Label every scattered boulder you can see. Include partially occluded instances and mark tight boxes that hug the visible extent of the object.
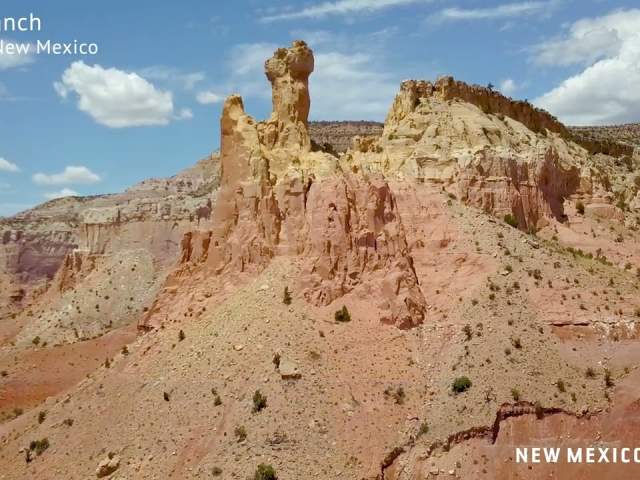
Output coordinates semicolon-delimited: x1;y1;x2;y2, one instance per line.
96;454;120;478
278;358;301;379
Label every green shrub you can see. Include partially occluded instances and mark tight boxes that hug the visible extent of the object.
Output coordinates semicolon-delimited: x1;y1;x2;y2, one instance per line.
252;390;267;413
511;388;520;401
29;438;49;456
254;464;277;480
452;376;472;394
504;214;518;228
335;306;351;323
234;425;247;442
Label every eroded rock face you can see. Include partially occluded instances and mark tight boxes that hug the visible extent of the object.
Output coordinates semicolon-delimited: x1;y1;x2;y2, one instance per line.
145;41;427;329
262;40;314;152
346;76;590;229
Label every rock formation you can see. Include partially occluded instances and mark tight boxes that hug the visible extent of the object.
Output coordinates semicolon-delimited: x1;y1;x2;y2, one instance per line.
144;41;427;329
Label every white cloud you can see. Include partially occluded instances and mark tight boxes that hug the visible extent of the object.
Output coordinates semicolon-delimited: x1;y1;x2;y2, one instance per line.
43;188;79;200
54;62;177;128
499;79;518;96
33;166;101;186
310;51;398;119
261;0;431;22
175;108;193;120
0;157;20;172
534;9;640;125
431;2;550;22
0;39;35;70
196;91;224;104
532;9;636;66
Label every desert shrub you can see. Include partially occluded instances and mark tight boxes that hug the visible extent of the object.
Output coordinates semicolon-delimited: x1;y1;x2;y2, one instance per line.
556;379;566;393
282;287;292;305
393;387;406;405
212;466;223;476
534;401;544;419
417;421;429;437
512;338;522;349
462;324;473;341
29;438;49;456
37;411;46;424
511;388;520;401
504;214;518;228
252;390;267;413
63;418;74;427
452;376;472;394
585;367;596;378
576;201;585;215
604;369;614;388
234;425;247;442
335;306;351;323
32;336;41;346
254;464;277;480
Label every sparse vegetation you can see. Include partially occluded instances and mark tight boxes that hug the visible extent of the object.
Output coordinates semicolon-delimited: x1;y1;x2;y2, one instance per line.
452;376;472;394
234;425;247;442
37;410;46;424
254;464;277;480
585;367;596;378
252;390;267;413
178;329;185;341
511;388;520;401
282;287;292;305
604;369;614;388
334;306;351;323
417;421;429;437
504;214;518;228
556;379;566;393
462;324;473;341
576;201;585;215
29;438;50;456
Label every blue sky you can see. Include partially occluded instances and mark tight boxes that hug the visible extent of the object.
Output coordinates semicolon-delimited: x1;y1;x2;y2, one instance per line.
1;0;639;216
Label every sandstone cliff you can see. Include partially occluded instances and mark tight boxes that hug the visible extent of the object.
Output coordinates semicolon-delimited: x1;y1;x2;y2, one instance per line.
144;41;427;330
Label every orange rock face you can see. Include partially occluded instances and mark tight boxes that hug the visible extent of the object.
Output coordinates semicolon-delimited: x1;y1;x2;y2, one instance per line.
143;41;427;329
